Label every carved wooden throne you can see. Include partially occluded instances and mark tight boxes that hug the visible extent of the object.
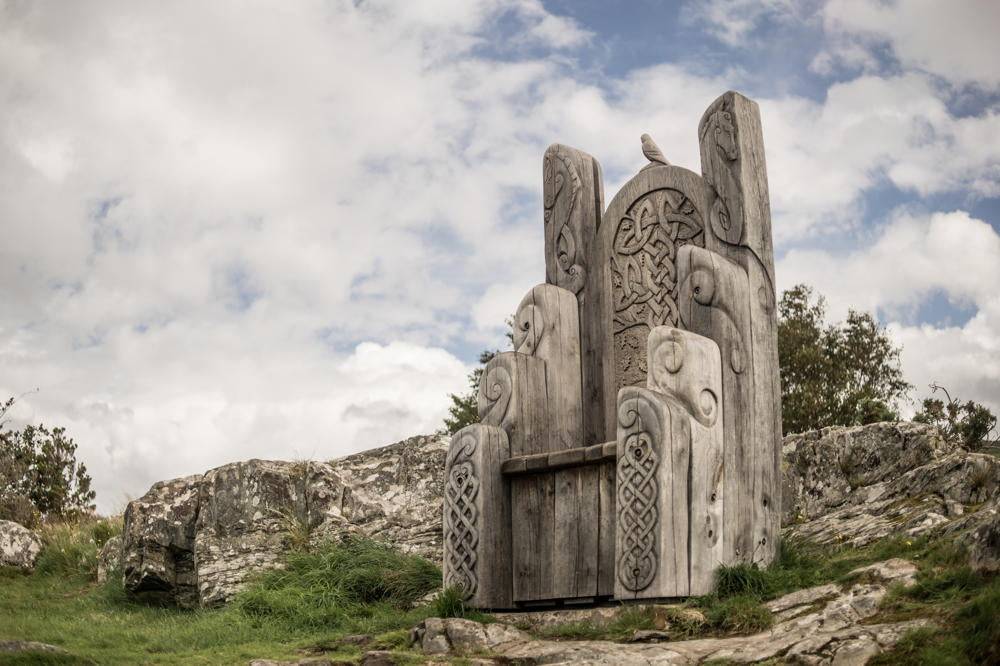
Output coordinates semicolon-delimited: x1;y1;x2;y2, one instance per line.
443;91;782;608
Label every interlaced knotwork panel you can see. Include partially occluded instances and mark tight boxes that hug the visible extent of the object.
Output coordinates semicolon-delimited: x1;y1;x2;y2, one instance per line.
444;433;480;600
616;395;662;592
611;188;705;389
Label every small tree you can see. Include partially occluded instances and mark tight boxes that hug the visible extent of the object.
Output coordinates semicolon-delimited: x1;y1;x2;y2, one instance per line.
777;285;911;434
0;396;96;525
914;383;997;450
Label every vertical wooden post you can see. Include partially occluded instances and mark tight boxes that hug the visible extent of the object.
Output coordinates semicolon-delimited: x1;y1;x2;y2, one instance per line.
698;92;782;565
677;245;754;564
443;424;512;609
513;284;601;599
615;386;691;599
647;327;725;594
543;144;605;448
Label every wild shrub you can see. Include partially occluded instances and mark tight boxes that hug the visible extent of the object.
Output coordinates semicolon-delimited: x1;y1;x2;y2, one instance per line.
34;516;122;579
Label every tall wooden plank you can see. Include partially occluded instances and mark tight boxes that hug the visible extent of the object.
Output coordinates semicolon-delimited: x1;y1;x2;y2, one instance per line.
597;164;717;442
597;458;617;597
443;424;512;609
647;326;725;594
543;144;606;447
698;92;782;565
478;352;548;457
513;283;598;599
677;245;754;564
479;352;556;603
615;386;690;600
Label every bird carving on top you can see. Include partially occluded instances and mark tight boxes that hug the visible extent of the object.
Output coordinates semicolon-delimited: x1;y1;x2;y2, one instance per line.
641;133;670;167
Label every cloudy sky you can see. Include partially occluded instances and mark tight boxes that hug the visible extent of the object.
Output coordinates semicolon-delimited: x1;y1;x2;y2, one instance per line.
2;0;998;512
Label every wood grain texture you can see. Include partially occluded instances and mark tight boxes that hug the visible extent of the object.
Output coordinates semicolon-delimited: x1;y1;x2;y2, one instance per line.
513;284;582;451
543;144;606;447
597;164;717;442
478;352;549;457
647;326;725;594
698;92;781;565
443;424;512;609
677;245;754;564
513;283;598;599
615;386;691;600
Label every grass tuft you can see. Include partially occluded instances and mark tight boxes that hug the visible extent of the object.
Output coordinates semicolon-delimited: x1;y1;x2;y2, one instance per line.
234;535;440;632
704;595;773;635
33;516;122;580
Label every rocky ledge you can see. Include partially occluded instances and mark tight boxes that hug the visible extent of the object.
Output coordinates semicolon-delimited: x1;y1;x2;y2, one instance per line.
113;422;999;608
118;435;446;607
410;558;925;664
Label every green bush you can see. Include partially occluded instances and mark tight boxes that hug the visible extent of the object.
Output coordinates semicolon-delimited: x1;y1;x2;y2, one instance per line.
235;536;441;631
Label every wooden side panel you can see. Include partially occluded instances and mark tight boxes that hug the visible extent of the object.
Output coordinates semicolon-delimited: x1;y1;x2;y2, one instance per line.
647;326;725;594
513;284;582;451
478;351;557;603
513;283;598;599
597;165;716;442
443;424;512;609
615;386;690;599
698;92;782;565
597;458;617;597
677;245;754;564
543;144;606;447
478;352;549;458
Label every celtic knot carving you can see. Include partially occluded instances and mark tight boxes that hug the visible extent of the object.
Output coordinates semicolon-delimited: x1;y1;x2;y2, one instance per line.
544;148;585;294
479;362;512;427
444;432;480;600
617;394;661;592
611;188;705;389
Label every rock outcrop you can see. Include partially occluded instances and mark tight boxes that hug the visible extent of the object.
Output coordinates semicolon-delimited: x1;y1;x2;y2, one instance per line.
122;435;446;606
122;422;999;608
782;422;1000;557
0;519;42;570
411;557;926;664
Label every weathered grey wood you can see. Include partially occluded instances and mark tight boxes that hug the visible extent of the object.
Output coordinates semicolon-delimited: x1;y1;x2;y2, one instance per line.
543;144;606;448
514;284;582;450
698;92;781;565
513;282;599;599
597;458;616;597
597;164;717;442
443;424;512;609
647;326;724;594
478;352;549;457
615;386;691;599
677;245;754;564
499;442;617;476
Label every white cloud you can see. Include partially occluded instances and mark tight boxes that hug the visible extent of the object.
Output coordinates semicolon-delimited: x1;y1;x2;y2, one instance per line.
816;0;1000;90
778;209;1000;415
0;1;997;512
681;0;803;47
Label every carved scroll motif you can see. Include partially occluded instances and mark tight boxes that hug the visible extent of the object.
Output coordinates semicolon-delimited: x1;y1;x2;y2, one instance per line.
479;363;512;427
698;96;744;247
616;394;662;592
677;247;748;376
513;303;543;356
544;148;585;294
444;432;480;600
611;188;705;389
648;327;720;429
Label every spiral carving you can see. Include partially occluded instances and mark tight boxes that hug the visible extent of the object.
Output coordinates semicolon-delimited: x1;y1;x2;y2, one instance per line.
479;363;512;427
513;303;543;356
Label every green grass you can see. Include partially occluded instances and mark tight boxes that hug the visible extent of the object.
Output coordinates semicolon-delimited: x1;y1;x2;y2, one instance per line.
0;529;445;664
33;516;121;579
